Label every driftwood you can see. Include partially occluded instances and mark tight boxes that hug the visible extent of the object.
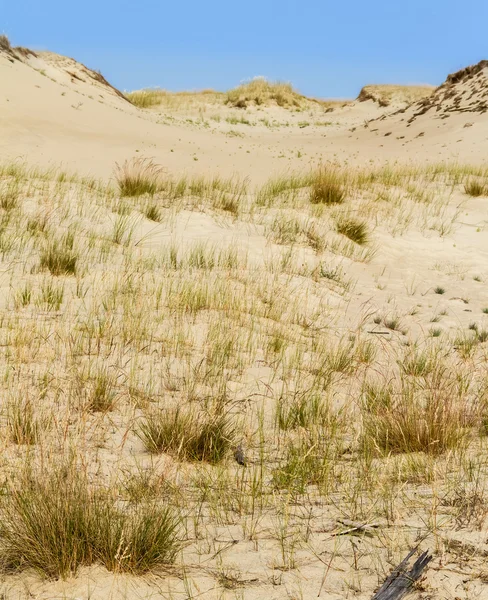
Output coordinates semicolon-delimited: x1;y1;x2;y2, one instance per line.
371;548;432;600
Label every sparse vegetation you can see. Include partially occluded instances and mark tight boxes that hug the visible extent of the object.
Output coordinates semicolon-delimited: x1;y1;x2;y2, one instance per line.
0;158;485;596
39;232;78;276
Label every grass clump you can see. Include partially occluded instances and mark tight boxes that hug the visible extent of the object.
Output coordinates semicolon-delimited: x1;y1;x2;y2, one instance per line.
335;215;369;245
115;157;164;197
138;407;235;464
0;34;11;52
1;463;180;578
226;77;302;108
309;168;346;205
7;396;40;445
126;89;165;108
361;376;474;456
464;180;486;197
39;232;78;276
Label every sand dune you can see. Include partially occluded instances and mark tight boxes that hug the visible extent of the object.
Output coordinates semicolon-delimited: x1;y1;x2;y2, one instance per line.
3;46;488;183
0;41;488;600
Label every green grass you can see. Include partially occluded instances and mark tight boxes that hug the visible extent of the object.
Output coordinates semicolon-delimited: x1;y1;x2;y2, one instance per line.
39;232;78;276
1;463;180;578
335;216;369;245
309;169;346;205
137;407;236;464
464;180;486;197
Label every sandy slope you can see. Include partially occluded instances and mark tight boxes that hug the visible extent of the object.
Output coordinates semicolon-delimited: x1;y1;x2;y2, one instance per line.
2;48;488;183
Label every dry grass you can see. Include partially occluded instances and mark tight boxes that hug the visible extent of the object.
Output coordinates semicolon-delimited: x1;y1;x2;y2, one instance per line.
358;84;434;106
137;407;236;464
309;168;346;205
114;157;165;196
0;34;11;52
465;179;487;197
1;462;180;578
226;77;304;108
0;159;484;596
126;88;223;110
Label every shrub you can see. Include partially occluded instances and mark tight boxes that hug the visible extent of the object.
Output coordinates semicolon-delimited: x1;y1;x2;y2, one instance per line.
114;157;164;197
336;216;369;245
137;407;235;464
309;169;346;205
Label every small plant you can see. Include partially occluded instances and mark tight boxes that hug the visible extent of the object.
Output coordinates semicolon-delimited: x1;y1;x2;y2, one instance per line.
39;232;78;276
272;430;339;495
7;396;40;445
383;315;402;331
336;216;369;245
309;168;346;205
137;407;235;464
143;202;162;222
483;308;488;314
400;349;435;377
478;329;488;343
275;391;324;431
429;328;442;338
114;157;164;197
86;368;117;412
14;283;32;308
434;286;445;295
0;181;19;210
0;34;11;51
37;279;64;311
362;380;473;456
464;180;486;197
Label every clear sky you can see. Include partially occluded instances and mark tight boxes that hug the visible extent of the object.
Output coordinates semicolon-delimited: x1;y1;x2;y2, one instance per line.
2;0;487;99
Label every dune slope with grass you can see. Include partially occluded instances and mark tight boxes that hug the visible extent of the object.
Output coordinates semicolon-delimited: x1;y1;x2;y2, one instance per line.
0;39;488;599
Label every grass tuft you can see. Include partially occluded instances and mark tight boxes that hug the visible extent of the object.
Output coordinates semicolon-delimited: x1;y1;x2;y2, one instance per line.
138;407;235;464
1;463;180;578
226;77;302;108
115;157;164;197
0;34;11;52
464;180;486;197
335;215;369;245
309;168;346;205
39;232;78;276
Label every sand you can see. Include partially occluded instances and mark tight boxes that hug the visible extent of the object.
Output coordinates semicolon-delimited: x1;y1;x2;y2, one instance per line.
0;44;487;600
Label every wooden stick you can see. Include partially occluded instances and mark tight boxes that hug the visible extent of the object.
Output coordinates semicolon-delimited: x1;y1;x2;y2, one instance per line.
371;548;432;600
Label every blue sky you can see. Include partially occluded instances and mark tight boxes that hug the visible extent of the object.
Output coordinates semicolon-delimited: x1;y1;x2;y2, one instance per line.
2;0;487;98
